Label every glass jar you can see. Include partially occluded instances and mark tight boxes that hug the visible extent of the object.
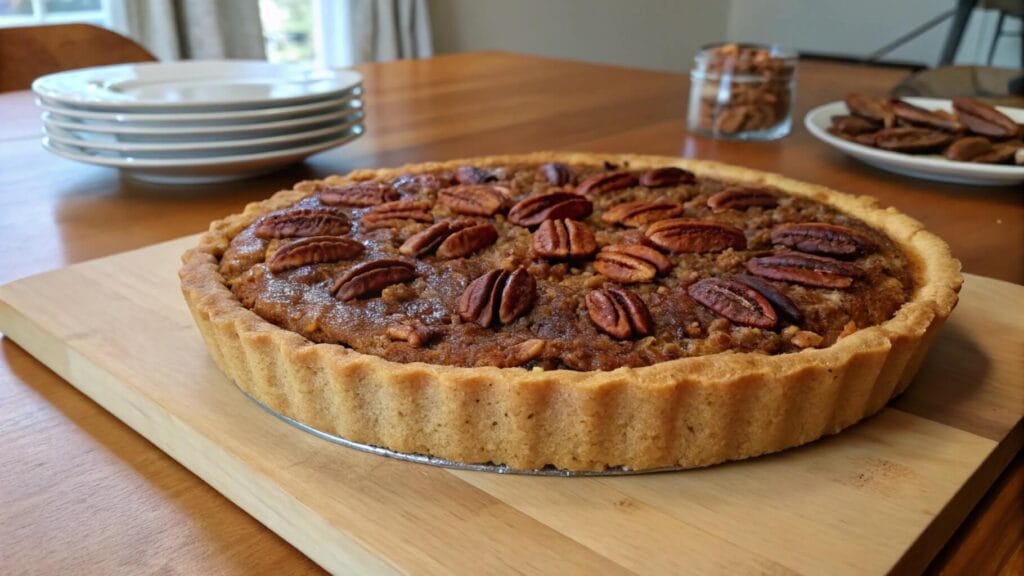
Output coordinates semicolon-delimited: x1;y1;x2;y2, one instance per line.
687;43;797;141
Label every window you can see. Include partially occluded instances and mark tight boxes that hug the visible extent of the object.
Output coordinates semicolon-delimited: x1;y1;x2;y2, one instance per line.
259;0;353;67
259;0;314;63
0;0;124;30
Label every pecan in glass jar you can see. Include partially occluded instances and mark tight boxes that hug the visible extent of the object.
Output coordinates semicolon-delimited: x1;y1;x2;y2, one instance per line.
687;43;797;141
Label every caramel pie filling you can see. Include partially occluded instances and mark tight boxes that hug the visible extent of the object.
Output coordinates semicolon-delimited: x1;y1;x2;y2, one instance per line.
219;162;913;371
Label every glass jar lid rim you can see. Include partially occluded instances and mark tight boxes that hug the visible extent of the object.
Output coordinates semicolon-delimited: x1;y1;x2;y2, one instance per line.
696;41;798;56
695;42;797;59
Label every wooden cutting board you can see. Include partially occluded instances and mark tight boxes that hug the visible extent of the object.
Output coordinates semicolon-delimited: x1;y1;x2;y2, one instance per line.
0;236;1020;575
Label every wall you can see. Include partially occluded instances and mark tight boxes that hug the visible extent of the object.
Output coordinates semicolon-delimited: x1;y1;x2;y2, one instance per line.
429;0;731;72
725;0;1021;68
430;0;1021;71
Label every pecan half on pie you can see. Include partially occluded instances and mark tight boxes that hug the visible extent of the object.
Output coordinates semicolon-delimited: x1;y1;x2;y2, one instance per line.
180;153;961;471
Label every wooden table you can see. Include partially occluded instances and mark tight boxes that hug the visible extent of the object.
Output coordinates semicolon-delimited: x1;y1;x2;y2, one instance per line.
0;51;1020;575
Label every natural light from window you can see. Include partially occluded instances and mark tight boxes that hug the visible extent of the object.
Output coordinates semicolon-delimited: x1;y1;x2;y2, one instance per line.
0;0;353;68
0;0;117;28
259;0;353;68
259;0;314;63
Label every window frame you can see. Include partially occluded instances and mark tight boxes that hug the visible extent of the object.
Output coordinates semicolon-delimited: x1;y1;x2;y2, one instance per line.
0;0;126;33
311;0;353;68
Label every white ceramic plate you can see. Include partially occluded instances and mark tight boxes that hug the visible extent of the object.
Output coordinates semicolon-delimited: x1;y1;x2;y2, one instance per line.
40;103;362;142
42;124;364;184
33;60;363;111
39;89;362;126
805;97;1024;187
44;111;364;154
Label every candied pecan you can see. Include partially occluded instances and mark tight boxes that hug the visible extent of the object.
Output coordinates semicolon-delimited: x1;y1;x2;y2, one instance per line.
746;253;863;289
437;184;507;216
742;103;778;132
386;322;436;347
400;220;460;257
331;259;417;301
971;143;1019;164
507;190;593;227
791;330;823;349
844;93;895;128
854;132;879;147
890;100;962;132
400;220;498;259
771;222;876;258
538;162;574;186
454;165;498;184
944;136;993;162
604;244;672;273
706;187;779;212
533;218;597;260
505;338;546;365
267;236;364;273
872;127;953;153
601;199;684;227
962;139;1019;162
392;172;453;194
361;200;433;230
953;98;1019;139
714;107;748;134
575;171;638;196
254;207;351;239
585;286;654;339
594;244;671;283
733;273;804;324
688;277;777;329
436;222;499;259
829;114;881;136
645;218;747;253
458;267;536;328
838;320;858;340
320;181;399;207
639;167;696;187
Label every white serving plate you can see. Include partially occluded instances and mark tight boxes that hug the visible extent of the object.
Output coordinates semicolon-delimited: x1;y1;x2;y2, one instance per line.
45;121;363;161
804;97;1024;187
33;60;363;111
42;125;364;184
39;89;362;126
44;111;364;155
40;103;362;142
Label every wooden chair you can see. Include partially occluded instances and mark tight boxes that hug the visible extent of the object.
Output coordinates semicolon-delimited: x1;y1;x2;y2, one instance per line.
985;0;1024;65
0;23;155;93
940;0;1024;67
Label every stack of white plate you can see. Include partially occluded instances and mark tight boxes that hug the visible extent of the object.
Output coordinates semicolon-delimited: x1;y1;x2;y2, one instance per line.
33;60;365;184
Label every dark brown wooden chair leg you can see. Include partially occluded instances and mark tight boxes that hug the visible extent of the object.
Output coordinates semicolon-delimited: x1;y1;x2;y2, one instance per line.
940;0;979;66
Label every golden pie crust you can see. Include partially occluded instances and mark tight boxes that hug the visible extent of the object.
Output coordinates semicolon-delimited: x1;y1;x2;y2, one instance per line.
179;153;961;471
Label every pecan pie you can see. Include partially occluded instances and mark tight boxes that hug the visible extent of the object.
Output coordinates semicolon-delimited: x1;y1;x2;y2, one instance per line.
180;153;961;471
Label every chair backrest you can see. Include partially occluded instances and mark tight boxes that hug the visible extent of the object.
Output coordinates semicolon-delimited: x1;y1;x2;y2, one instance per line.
0;23;155;93
981;0;1024;16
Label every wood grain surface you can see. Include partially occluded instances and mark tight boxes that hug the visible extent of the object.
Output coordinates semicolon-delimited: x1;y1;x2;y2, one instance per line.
0;235;1021;574
0;52;1021;575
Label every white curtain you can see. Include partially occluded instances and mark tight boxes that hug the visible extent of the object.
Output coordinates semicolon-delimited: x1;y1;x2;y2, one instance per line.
349;0;433;64
124;0;266;61
316;0;433;68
